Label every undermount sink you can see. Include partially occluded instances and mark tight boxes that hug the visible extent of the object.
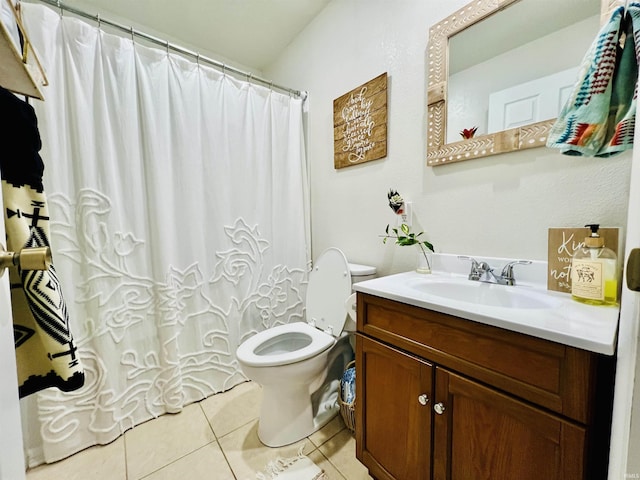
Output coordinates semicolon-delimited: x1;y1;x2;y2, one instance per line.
408;277;560;310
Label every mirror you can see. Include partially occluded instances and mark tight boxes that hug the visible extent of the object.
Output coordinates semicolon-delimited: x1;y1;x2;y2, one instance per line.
426;0;624;166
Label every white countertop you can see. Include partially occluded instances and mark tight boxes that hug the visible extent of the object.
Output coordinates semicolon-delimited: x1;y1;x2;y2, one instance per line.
354;269;619;356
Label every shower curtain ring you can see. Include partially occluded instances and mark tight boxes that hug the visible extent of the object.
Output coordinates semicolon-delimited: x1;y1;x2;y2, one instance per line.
165;40;170;54
96;13;101;29
196;53;200;66
221;64;226;77
57;0;63;16
130;26;135;42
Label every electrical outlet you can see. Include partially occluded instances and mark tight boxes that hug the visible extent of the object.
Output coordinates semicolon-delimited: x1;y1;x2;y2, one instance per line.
398;201;412;228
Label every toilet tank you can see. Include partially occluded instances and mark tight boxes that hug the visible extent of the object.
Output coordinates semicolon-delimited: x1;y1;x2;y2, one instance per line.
344;262;377;335
348;262;377;287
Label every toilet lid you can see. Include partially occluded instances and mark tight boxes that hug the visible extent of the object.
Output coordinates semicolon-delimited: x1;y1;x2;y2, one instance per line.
306;248;351;337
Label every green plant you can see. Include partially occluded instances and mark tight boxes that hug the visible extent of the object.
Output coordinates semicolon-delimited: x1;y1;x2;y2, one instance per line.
382;223;434;256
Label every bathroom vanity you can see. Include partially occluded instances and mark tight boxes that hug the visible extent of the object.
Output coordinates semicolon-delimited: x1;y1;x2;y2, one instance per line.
353;271;618;480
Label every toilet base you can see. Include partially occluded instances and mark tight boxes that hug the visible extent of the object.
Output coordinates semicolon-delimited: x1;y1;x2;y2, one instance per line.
257;379;340;447
255;336;353;447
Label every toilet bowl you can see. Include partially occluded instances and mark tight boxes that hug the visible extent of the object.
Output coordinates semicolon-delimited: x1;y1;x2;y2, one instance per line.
235;248;376;447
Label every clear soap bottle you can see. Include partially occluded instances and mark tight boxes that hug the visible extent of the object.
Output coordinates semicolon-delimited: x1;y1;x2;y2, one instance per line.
571;224;618;306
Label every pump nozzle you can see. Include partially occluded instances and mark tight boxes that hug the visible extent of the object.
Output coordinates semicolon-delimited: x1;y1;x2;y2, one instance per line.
584;224;604;248
585;224;601;237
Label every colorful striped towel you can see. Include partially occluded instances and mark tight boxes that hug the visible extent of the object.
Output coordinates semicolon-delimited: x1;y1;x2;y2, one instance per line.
547;4;639;157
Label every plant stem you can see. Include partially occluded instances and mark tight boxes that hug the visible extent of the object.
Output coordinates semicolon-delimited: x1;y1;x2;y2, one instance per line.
417;243;432;270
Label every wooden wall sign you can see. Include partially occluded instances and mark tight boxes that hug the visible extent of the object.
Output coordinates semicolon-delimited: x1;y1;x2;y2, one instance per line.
333;72;387;169
547;227;619;293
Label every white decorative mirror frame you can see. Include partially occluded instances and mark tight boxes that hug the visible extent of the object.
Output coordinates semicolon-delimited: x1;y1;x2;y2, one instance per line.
426;0;624;167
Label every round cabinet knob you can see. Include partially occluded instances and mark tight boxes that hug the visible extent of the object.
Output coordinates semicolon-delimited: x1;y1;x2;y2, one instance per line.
433;402;446;415
418;394;429;406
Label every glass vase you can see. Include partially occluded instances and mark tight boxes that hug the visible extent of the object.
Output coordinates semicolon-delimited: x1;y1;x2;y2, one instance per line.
416;246;432;274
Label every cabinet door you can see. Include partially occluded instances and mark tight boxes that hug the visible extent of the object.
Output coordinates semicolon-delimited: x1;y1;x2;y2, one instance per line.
433;368;586;480
356;335;433;480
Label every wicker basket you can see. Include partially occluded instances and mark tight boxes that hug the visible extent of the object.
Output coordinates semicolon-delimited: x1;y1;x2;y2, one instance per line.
338;360;356;434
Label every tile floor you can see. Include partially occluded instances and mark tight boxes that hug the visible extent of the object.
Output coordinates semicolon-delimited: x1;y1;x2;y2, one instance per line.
25;381;373;480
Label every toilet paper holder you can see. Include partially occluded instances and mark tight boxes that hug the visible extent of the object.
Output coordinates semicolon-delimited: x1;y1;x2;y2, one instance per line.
0;244;52;276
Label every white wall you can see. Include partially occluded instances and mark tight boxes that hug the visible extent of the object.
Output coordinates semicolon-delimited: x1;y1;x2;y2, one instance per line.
265;0;632;278
1;3;27;478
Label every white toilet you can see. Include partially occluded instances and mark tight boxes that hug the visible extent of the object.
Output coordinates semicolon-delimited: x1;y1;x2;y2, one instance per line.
235;248;376;447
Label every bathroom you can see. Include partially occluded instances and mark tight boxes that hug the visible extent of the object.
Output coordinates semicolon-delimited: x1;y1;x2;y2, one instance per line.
0;0;639;478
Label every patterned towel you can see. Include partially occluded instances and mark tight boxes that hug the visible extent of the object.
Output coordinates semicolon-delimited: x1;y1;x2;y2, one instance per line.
340;364;355;404
0;86;84;398
547;4;639;157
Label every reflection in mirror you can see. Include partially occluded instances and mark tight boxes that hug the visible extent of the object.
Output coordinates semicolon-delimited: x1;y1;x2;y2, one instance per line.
426;0;623;166
447;0;599;144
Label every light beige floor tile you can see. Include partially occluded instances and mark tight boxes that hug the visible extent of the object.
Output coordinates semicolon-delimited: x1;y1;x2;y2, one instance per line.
218;418;313;480
24;385;366;480
308;414;347;448
125;403;215;480
141;442;234;480
319;428;373;480
307;449;346;480
26;437;126;480
200;381;262;438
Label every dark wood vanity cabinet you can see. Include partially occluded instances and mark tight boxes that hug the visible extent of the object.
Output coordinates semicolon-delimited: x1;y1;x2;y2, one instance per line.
355;293;615;480
357;336;433;480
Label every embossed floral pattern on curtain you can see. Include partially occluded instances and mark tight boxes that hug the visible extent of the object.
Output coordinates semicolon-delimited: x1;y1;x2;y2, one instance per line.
20;4;309;466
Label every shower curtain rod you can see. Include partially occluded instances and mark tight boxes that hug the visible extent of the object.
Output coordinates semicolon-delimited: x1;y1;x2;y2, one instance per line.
28;0;307;99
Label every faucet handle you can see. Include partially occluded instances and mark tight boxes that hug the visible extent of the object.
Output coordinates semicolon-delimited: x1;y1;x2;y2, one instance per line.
458;255;483;280
457;255;478;266
500;260;532;286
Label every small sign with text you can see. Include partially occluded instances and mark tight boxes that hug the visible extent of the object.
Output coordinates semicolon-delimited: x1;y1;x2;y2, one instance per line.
333;73;387;169
547;227;619;293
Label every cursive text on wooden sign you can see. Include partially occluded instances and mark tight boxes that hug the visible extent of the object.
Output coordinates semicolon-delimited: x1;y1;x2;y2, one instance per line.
333;73;387;169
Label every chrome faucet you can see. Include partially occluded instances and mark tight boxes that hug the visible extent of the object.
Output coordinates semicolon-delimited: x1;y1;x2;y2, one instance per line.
458;256;532;286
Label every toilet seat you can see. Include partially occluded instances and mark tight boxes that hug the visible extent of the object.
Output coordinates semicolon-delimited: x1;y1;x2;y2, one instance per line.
236;248;352;368
236;322;334;367
305;247;351;337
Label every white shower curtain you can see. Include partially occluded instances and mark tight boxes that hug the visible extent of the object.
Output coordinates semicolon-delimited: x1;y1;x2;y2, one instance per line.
19;4;310;466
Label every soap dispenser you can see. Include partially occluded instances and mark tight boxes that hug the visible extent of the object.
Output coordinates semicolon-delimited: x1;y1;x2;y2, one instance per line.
571;224;618;305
